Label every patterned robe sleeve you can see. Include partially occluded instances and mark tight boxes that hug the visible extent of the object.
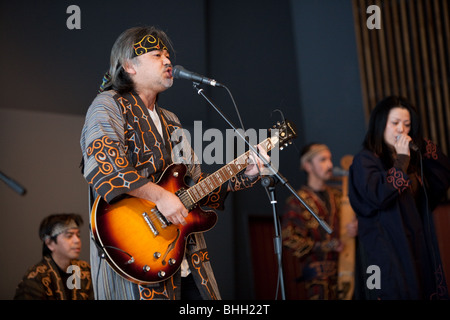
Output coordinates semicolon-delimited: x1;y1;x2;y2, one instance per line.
80;92;150;203
421;140;450;209
349;150;410;216
281;194;315;258
350;143;450;218
13;270;49;300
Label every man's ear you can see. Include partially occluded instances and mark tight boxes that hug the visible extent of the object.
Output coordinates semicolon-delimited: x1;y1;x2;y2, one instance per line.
122;60;137;75
302;161;312;174
45;238;55;252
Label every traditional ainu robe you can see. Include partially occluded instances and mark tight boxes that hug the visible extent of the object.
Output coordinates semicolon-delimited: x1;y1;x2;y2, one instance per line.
81;90;258;300
348;140;450;300
14;255;93;300
281;185;341;300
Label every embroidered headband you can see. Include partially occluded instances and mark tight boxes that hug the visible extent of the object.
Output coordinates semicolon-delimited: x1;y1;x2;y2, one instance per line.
42;219;78;241
97;33;169;93
133;34;168;57
300;144;330;167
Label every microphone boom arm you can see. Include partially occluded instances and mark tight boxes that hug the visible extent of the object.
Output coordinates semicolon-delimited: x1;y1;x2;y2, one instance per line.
192;83;332;234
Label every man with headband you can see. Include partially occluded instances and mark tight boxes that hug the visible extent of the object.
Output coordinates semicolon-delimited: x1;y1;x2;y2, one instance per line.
80;26;267;300
14;214;93;300
281;143;357;300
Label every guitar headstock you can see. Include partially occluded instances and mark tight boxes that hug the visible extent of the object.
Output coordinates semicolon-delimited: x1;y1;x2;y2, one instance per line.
268;119;298;150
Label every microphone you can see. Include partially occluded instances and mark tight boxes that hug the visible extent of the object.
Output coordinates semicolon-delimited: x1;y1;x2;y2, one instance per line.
409;141;419;152
396;135;419;151
172;65;223;87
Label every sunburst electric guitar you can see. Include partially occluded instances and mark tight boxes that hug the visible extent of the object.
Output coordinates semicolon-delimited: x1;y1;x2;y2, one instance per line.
90;120;297;284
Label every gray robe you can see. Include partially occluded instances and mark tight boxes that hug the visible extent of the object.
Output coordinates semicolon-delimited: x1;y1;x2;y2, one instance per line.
81;90;233;300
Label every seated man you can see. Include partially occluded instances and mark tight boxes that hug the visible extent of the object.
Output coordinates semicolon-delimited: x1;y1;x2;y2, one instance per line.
14;213;94;300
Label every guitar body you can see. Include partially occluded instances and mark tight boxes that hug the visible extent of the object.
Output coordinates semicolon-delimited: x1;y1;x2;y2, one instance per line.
337;155;356;300
90;120;298;285
91;163;218;284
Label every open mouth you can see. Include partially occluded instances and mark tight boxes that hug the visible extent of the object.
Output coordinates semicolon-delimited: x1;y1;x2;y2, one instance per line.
166;67;173;78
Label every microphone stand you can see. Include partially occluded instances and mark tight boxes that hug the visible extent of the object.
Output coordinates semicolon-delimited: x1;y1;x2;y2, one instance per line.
261;174;285;300
191;82;332;300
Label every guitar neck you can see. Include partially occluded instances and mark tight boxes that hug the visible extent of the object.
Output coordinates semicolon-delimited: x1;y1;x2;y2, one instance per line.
186;136;276;204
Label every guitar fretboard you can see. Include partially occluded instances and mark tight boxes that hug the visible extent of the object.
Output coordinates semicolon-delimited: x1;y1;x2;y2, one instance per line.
186;136;277;204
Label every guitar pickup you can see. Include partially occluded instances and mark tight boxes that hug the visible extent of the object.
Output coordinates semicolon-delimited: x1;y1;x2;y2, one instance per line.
175;188;196;211
142;212;159;236
152;208;169;228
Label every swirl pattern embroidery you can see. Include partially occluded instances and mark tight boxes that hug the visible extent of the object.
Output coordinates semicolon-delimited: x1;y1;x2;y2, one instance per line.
190;250;216;299
87;136;129;174
86;136;144;201
229;172;260;191
424;139;438;160
430;264;448;299
139;282;172;300
387;167;411;193
133;35;168;57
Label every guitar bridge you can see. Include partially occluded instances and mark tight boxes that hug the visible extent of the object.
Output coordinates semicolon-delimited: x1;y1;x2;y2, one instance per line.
152;208;169;228
176;188;196;211
142;212;159;236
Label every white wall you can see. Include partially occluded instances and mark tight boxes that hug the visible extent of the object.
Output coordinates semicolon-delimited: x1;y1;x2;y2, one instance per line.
0;108;89;300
